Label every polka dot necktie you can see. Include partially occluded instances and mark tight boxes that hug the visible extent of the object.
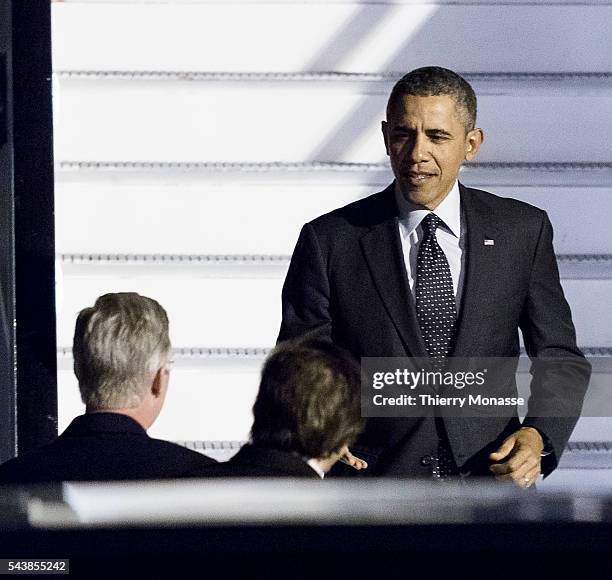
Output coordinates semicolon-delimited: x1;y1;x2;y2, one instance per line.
415;213;457;363
415;213;460;479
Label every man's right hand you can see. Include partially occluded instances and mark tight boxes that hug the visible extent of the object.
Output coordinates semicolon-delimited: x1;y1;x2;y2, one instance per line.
339;446;368;470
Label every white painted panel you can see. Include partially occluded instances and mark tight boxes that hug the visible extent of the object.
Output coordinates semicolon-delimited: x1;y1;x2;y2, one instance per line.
56;267;612;352
490;187;612;255
475;97;612;164
53;80;612;163
570;417;612;442
562;281;612;348
150;367;257;442
58;364;259;441
57;373;84;433
56;275;284;347
54;81;371;163
55;182;368;255
52;4;612;73
58;367;612;444
55;182;612;255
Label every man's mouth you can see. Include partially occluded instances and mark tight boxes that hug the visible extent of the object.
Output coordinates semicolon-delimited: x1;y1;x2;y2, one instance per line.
404;171;437;184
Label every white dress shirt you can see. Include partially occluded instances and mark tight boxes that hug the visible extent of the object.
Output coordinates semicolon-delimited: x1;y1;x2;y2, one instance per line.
395;181;466;311
306;458;325;478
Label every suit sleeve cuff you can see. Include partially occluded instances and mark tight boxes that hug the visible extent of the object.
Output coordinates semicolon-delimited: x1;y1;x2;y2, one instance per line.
521;425;554;456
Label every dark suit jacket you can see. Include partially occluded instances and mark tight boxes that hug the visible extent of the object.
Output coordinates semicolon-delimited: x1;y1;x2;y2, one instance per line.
0;412;216;484
278;183;591;477
191;444;321;478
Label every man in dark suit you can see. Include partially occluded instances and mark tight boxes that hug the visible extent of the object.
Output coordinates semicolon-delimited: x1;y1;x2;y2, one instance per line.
193;339;364;478
278;67;590;486
0;293;215;484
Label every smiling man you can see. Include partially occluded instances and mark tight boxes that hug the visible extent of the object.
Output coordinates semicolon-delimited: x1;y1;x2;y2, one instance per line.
383;91;481;210
278;67;590;486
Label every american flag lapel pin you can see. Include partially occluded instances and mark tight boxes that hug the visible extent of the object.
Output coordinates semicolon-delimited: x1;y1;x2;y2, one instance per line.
484;239;495;246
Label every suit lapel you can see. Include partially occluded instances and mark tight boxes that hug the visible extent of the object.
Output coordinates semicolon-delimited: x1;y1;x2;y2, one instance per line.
452;183;501;357
360;187;428;358
359;183;503;359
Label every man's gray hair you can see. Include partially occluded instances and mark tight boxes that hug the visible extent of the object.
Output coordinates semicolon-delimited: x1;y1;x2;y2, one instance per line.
73;293;171;409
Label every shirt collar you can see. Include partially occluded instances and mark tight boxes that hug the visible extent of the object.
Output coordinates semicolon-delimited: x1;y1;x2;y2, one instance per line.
306;458;326;479
395;180;461;238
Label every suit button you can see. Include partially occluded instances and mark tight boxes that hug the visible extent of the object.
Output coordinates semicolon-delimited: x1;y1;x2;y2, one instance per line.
420;455;432;466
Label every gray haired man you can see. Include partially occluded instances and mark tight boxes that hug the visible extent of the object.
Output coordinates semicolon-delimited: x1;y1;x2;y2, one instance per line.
0;292;215;484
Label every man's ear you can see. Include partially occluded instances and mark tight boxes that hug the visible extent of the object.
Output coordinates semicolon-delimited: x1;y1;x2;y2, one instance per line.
151;367;165;398
465;127;484;161
381;120;390;155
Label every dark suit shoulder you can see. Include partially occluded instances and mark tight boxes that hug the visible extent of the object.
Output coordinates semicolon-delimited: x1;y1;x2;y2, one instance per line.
0;454;29;482
464;186;546;219
190;445;320;478
461;185;549;241
308;188;394;235
0;435;216;485
0;443;60;484
147;437;217;466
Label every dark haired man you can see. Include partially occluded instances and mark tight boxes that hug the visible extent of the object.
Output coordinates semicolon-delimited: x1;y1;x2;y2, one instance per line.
193;340;365;478
278;66;590;486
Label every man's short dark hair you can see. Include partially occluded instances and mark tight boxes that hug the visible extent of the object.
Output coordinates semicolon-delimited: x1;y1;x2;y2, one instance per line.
250;339;365;459
387;66;477;131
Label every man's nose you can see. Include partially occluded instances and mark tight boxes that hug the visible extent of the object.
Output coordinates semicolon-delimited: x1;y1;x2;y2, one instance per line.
406;134;428;163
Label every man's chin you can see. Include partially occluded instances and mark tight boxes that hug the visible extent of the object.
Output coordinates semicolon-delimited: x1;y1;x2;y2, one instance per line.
399;186;437;207
395;180;450;209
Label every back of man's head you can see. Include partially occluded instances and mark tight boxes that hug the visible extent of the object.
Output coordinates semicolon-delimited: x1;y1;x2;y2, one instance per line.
73;292;171;410
250;339;364;460
387;66;477;131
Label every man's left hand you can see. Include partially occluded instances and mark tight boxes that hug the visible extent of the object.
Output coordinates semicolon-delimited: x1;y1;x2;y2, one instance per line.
489;427;544;488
